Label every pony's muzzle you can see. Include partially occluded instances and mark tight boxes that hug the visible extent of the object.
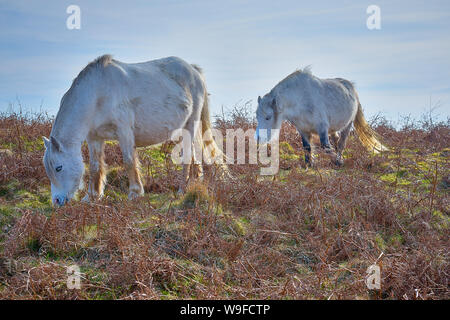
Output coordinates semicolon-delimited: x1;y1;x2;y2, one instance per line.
53;195;68;206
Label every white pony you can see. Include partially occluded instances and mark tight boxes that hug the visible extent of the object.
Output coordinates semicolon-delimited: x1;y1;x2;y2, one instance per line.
256;67;387;166
43;55;222;206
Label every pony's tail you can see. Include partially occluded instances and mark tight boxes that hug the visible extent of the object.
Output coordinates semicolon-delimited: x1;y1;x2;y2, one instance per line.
353;101;388;153
191;63;230;176
199;86;230;177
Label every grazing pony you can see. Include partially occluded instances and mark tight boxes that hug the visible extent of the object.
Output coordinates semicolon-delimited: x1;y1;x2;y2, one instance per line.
43;55;223;206
255;67;387;166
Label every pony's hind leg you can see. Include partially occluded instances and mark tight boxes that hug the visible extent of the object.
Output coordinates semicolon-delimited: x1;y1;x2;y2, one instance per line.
192;161;204;180
180;144;203;193
119;133;144;200
330;132;340;151
83;139;106;202
335;123;352;166
179;106;203;192
318;126;339;165
301;132;314;167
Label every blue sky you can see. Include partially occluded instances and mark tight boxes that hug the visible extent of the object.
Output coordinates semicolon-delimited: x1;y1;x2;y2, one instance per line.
1;0;449;121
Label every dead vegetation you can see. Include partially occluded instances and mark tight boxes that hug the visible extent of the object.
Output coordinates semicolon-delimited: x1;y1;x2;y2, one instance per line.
0;105;448;300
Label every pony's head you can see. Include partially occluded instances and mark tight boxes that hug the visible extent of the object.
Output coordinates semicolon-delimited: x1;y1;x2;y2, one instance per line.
255;94;283;144
43;136;84;206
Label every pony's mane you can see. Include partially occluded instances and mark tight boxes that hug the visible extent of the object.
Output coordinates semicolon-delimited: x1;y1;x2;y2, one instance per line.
60;54;114;108
191;64;203;74
72;54;113;86
276;65;313;87
269;66;313;96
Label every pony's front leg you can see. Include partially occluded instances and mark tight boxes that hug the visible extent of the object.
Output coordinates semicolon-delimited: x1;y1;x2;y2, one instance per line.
180;163;191;193
119;136;144;200
83;139;106;202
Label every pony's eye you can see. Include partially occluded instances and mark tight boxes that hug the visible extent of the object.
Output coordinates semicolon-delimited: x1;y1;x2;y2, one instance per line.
55;165;62;172
266;116;271;121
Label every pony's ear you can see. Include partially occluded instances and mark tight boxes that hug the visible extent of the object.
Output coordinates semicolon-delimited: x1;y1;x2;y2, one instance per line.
257;96;261;104
271;97;278;111
50;136;62;152
43;137;50;149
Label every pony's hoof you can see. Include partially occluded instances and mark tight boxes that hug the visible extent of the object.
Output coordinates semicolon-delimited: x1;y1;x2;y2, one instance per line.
305;163;316;170
175;187;185;199
128;190;143;200
81;193;103;202
306;160;316;168
335;156;344;167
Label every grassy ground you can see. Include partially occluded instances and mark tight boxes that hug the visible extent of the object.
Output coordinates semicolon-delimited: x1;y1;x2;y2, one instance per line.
0;109;448;300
